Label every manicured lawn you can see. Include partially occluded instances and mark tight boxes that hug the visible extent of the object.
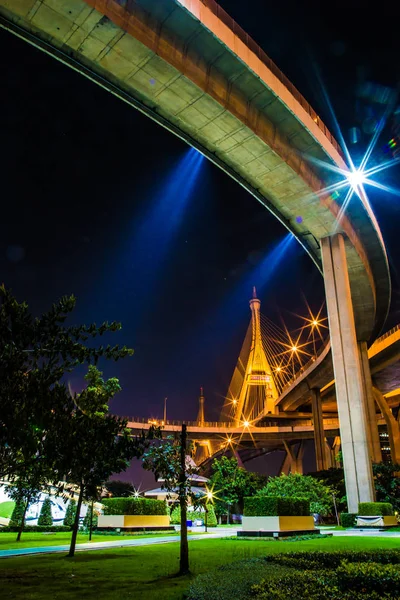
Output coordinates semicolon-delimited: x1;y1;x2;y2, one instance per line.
0;501;15;518
0;536;399;600
0;531;179;550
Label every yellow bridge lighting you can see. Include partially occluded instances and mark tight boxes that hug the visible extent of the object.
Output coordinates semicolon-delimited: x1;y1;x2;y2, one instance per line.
312;320;319;326
291;346;298;352
232;399;237;405
243;420;250;428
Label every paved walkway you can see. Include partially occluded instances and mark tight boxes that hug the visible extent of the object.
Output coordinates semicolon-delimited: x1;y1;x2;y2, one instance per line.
0;527;239;558
1;526;399;559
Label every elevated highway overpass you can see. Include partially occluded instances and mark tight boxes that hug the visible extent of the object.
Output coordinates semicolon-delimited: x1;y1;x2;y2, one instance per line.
1;0;393;511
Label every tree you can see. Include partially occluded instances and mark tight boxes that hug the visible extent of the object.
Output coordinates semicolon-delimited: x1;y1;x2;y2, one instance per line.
105;480;135;498
258;473;334;516
309;468;347;512
9;499;25;528
7;478;43;541
63;499;77;528
0;286;133;487
208;456;266;521
373;462;400;512
143;425;197;575
55;366;156;558
38;497;53;527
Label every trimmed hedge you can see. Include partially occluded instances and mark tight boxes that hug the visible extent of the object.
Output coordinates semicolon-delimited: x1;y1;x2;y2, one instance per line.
0;525;71;533
170;505;217;527
267;550;400;570
243;496;310;517
102;497;167;516
340;513;357;528
358;501;393;516
336;561;400;595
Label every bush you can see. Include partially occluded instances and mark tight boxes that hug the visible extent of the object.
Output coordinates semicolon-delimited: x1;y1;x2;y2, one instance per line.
267;550;400;571
102;497;167;516
358;501;393;516
340;513;357;528
9;500;25;528
258;474;333;515
170;505;217;527
38;497;53;527
83;505;98;530
337;561;400;595
63;499;76;528
0;525;71;533
243;496;310;517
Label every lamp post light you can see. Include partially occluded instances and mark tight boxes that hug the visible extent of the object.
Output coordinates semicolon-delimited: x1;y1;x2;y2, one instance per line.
204;489;214;533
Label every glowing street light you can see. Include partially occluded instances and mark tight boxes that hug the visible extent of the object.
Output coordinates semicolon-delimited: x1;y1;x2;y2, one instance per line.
346;169;366;191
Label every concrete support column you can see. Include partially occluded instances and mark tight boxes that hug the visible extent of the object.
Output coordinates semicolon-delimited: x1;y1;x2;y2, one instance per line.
282;441;303;474
373;387;400;465
321;234;375;512
358;341;382;463
311;388;329;471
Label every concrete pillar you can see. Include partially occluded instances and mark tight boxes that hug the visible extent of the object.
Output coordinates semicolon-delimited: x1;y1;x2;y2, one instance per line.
373;387;400;465
358;342;382;463
311;388;329;471
321;234;375;512
296;441;305;475
282;441;303;474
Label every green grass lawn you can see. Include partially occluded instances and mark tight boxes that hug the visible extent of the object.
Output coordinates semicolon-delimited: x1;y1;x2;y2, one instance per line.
0;536;399;600
0;530;180;550
0;501;15;518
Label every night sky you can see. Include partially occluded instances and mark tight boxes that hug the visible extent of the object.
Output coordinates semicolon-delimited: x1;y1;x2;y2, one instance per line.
1;1;400;482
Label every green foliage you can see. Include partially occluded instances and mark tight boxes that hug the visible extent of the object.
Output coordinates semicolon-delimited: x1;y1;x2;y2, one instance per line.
336;561;400;595
170;505;217;526
208;457;266;516
309;468;347;512
267;550;400;570
9;500;25;528
0;525;71;533
0;501;15;519
258;474;333;515
63;499;76;528
0;286;133;485
373;462;400;512
82;505;98;529
358;501;393;516
340;513;357;528
243;496;310;516
102;498;167;516
38;497;53;527
105;480;135;498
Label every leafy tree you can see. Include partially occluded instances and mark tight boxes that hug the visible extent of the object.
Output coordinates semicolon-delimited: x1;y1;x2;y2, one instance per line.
309;468;347;512
83;503;99;531
0;286;133;487
55;366;156;558
373;462;400;512
208;456;266;521
9;499;25;528
7;478;43;541
258;473;333;516
38;497;53;527
63;499;77;528
143;425;196;574
105;480;135;498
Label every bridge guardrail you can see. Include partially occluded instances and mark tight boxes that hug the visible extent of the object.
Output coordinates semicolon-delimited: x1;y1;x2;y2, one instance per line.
279;336;331;396
373;323;400;345
199;0;344;159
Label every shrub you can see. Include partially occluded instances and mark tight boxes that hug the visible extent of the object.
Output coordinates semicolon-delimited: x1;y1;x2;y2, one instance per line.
83;505;99;529
340;513;357;528
358;501;393;516
267;550;400;571
9;500;25;528
0;525;71;533
170;505;217;527
243;496;310;517
38;497;53;527
258;474;333;515
63;499;76;528
336;561;400;595
102;497;167;516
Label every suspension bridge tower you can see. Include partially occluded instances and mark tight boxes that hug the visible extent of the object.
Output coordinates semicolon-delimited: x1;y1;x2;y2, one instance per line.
222;288;280;425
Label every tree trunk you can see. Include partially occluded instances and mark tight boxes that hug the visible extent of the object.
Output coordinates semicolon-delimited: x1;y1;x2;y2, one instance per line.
89;500;94;541
179;424;189;575
16;497;30;542
68;485;84;558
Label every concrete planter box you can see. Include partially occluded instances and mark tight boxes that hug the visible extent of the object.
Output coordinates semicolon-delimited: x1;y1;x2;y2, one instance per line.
241;516;315;532
98;515;170;528
356;515;398;527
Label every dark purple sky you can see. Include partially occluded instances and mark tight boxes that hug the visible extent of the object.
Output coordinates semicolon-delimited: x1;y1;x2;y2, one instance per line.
1;1;399;482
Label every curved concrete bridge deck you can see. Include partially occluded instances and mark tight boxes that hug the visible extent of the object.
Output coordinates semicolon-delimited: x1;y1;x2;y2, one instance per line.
0;0;390;343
